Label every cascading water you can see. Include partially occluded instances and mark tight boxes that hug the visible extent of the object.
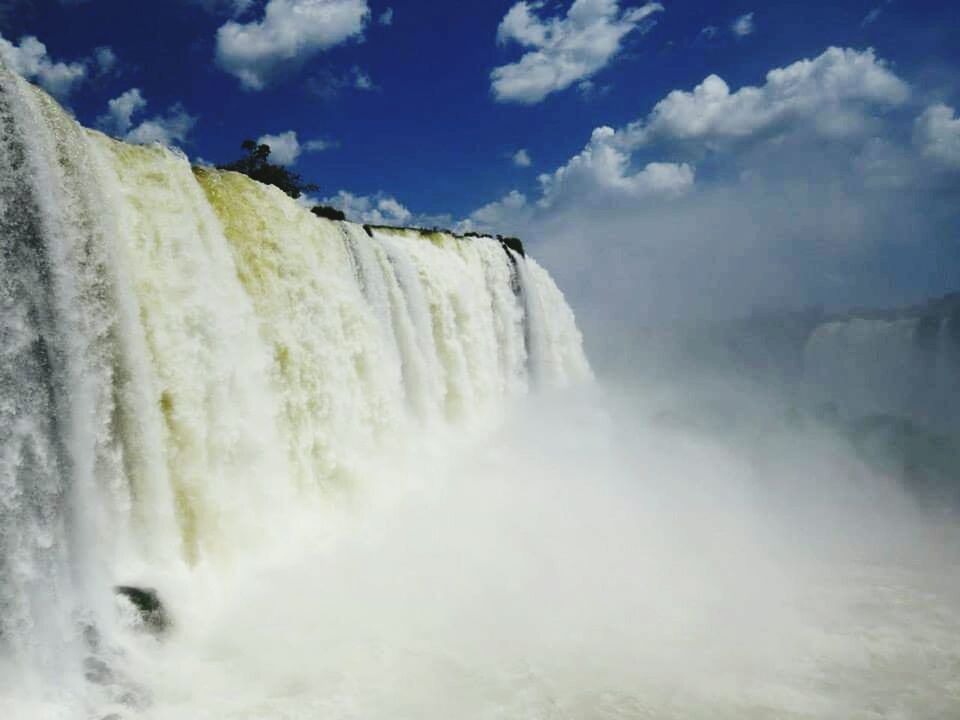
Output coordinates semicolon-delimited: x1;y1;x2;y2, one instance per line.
0;62;126;700
4;66;960;720
0;67;590;716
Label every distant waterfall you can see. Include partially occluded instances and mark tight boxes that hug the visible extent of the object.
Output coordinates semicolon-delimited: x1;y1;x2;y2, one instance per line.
803;314;960;428
0;63;590;699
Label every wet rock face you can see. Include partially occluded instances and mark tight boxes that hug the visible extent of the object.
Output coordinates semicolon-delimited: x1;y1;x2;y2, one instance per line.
114;586;169;634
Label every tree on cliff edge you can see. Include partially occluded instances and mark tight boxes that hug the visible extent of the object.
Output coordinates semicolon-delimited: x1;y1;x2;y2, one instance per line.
218;140;319;200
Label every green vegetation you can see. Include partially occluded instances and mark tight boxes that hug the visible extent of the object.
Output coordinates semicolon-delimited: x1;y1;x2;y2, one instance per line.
311;205;347;221
213;146;528;248
218;140;319;200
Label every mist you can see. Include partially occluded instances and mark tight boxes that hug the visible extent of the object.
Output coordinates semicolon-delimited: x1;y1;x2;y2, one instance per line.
52;382;956;720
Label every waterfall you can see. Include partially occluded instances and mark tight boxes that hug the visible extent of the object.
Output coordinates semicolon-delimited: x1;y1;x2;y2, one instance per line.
0;66;591;707
803;314;960;428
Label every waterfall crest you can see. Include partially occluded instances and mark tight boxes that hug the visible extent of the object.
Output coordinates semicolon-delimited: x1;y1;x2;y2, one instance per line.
0;66;590;700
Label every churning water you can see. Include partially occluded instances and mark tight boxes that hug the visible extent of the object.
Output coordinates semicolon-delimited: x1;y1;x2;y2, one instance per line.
0;64;958;719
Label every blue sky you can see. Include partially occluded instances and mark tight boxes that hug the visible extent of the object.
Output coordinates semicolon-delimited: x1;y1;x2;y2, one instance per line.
2;0;959;330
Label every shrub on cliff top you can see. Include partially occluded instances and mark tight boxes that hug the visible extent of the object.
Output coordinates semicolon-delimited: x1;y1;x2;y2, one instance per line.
218;140;319;200
311;205;346;221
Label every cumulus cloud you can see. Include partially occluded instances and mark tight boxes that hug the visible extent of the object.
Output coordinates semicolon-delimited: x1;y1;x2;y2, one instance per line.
97;88;196;147
379;7;393;25
623;47;909;147
257;130;301;165
256;129;334;165
914;104;960;168
471;47;912;232
125;105;196;146
322;190;414;225
0;34;87;98
468;190;528;225
731;12;755;37
513;148;532;167
0;34;121;96
97;87;147;135
460;46;960;352
536;126;694;208
216;0;371;90
491;0;664;104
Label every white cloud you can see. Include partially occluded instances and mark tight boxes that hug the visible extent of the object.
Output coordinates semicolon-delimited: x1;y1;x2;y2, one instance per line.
304;138;335;152
624;47;909;147
0;34;87;98
96;88;196;147
352;67;373;90
322;190;413;225
256;130;333;165
462;190;531;233
513;148;532;167
914;104;960;168
468;47;911;231
257;131;302;165
216;0;371;90
731;12;755;37
491;0;664;104
97;88;147;135
458;46;960;341
306;65;375;99
862;0;893;26
536;126;694;209
125;105;197;146
93;46;118;75
379;7;393;25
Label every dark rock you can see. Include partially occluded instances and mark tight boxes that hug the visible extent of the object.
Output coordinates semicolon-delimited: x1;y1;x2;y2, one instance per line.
497;234;526;258
115;586;169;634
